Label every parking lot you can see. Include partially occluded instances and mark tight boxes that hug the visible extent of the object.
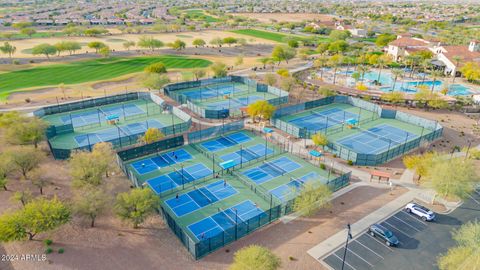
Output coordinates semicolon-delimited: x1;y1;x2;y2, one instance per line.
323;209;428;270
322;188;480;270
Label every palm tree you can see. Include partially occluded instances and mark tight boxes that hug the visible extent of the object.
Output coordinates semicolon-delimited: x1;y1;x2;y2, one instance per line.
376;54;391;85
313;55;329;78
328;54;343;85
452;55;461;83
357;65;370;82
0;42;16;63
430;70;443;92
391;69;403;91
421;60;432;83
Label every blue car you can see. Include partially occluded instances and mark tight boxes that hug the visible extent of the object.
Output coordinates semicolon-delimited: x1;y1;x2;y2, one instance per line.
368;224;400;247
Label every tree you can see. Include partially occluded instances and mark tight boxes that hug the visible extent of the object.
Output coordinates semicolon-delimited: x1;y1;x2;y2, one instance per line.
69;150;104;187
64;41;81;55
287;39;299;48
329;30;351;41
192;69;206;81
293;183;332;216
318;86;336;97
144;62;167;74
2;33;15;40
280;77;296;92
123;41;135;51
169;39;186;51
11;190;33;207
425;158;479;201
0;42;16;60
115;188;159;228
229;245;281;270
430;70;443;92
438;221;480;270
87;41;106;53
98;46;110;57
246;100;276;122
139;128;164;144
391;69;403;90
143;74;170;90
264;73;276;86
137;37;163;51
451;56;462;83
12;22;33;29
192;38;206;47
91;142;116;178
73;187;108;228
29;168;49;195
375;33;396;47
328;40;349;53
20;28;36;38
403;152;438;183
376;54;392;83
234;55;244;66
328;54;343;84
271;45;296;64
276;68;289;77
5;117;48;148
258;57;271;69
222;37;237;46
381;91;404;105
209;37;224;47
0;153;12;191
31;43;57;59
312;133;328;149
0;197;70;242
460;62;480;82
7;147;44;180
210;62;228;77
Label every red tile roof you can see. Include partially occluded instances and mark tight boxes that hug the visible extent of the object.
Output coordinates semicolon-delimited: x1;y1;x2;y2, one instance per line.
441;46;480;66
389;37;430;47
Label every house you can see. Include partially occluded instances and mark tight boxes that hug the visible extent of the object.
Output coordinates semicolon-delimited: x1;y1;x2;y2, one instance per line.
387;35;435;61
336;24;366;37
434;41;480;77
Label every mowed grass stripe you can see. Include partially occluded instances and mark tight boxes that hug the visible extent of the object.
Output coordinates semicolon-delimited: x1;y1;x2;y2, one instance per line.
0;56;211;98
230;29;298;43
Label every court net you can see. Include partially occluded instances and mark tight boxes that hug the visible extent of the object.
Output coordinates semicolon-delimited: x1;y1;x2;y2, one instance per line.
356;127;403;145
263;160;286;176
197;187;213;203
222;135;237;145
219;207;237;224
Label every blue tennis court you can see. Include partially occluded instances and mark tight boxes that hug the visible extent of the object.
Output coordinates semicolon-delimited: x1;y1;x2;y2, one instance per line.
74;119;164;147
205;95;264;110
146;163;213;194
289;108;357;131
60;104;144;127
219;144;274;165
165;180;238;217
182;84;245;100
188;200;266;241
270;172;323;202
131;149;193;175
242;156;302;185
200;132;252;152
337;124;418;154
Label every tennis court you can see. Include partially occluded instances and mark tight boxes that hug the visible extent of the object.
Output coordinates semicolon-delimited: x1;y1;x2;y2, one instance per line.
242;156;302;185
219;143;274;165
187;200;265;241
337;124;418;154
59;103;145;127
74;119;164;147
204;95;266;110
180;83;248;100
165;180;238;217
289;107;358;131
200;132;252;152
269;172;323;202
131;149;193;175
146;163;213;194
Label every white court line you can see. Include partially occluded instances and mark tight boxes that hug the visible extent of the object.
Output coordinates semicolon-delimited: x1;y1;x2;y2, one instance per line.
193;218;223;241
397;210;428;226
383;221;412;238
346;248;374;267
238;207;262;222
365;233;394;252
468;194;480;205
332;252;357;270
170;196;196;210
392;215;421;232
354;239;385;259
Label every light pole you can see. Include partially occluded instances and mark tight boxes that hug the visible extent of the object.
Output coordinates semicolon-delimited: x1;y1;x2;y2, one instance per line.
341;223;353;270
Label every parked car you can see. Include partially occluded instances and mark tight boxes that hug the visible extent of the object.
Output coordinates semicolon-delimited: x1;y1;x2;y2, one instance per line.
368;224;399;247
405;203;436;221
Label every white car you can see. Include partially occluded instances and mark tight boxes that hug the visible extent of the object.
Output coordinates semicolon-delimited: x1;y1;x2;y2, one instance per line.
404;203;435;221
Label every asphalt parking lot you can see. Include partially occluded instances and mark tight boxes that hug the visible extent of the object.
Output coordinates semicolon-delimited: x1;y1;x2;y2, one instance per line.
322;188;480;270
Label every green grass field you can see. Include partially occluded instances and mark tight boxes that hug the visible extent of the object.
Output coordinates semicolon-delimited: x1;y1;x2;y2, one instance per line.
184;9;219;23
0;55;211;100
230;29;294;42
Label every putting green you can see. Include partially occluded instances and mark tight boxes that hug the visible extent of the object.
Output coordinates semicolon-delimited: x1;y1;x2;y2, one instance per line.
0;55;211;100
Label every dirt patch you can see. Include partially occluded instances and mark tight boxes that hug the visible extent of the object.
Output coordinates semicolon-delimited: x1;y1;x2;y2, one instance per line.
232;13;335;23
91;77;137;90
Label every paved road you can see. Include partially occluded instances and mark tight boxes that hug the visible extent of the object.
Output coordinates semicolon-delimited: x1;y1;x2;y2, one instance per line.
323;188;480;270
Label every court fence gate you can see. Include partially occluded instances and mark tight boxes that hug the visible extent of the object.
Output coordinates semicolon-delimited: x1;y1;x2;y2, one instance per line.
271;95;443;165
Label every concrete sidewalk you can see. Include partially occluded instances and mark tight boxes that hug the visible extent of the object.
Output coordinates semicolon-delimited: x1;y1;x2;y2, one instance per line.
307;190;416;261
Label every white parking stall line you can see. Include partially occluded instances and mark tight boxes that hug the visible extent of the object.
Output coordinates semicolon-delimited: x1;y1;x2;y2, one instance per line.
365;233;394;252
397;210;428;226
347;248;374;267
468;194;480;205
392;216;421;232
332;253;357;270
354;239;385;259
383;221;412;238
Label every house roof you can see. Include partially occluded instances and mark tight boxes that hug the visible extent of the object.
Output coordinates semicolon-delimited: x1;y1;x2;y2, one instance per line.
441;45;480;66
389;37;430;47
